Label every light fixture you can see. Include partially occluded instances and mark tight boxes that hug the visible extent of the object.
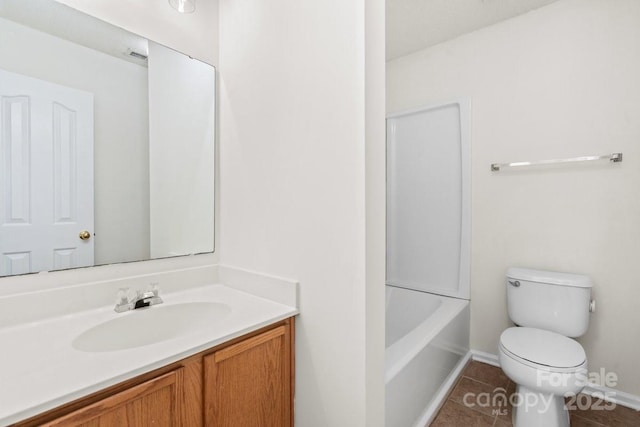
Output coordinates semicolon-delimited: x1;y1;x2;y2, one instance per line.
169;0;195;14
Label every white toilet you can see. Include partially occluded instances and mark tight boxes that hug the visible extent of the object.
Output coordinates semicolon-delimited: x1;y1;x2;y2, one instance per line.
498;267;593;427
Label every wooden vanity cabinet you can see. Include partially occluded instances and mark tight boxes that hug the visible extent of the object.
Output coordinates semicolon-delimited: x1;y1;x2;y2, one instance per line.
204;324;292;427
13;318;294;427
40;370;183;427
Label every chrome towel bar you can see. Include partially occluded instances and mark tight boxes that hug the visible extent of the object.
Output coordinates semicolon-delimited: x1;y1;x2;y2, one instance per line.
491;152;623;172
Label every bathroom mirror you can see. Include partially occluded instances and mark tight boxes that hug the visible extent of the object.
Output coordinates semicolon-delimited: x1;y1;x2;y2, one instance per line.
0;0;215;277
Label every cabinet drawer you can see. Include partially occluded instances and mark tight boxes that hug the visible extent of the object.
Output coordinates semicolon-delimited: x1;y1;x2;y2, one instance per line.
42;369;183;426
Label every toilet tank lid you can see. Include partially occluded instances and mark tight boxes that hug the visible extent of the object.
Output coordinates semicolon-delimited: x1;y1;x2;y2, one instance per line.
507;268;592;288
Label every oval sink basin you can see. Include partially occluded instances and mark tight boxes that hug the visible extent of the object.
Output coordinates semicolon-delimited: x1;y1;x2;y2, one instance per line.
73;302;231;352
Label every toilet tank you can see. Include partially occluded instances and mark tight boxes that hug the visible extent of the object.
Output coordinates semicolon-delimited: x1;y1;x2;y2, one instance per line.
506;267;592;337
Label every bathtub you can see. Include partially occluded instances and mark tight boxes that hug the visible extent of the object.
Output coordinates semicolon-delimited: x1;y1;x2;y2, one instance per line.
385;285;470;427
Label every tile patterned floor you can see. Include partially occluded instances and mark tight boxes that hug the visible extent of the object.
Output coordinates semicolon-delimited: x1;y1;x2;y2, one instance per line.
430;361;640;427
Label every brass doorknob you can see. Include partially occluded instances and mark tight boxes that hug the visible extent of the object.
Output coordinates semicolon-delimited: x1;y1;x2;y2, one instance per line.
79;230;91;240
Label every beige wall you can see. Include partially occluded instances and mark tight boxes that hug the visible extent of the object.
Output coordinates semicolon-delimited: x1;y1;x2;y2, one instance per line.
387;0;640;394
217;0;386;425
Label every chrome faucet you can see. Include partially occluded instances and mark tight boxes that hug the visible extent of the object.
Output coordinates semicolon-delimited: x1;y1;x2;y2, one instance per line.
114;284;163;313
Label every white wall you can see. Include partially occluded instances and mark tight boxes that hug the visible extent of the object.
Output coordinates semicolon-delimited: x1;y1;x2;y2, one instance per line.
0;1;388;424
0;16;150;265
218;0;385;425
148;42;215;258
365;0;387;422
387;0;640;395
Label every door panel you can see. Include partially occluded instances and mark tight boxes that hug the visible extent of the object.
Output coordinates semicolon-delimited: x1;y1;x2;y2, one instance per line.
2;251;30;275
53;102;78;223
0;68;94;275
2;95;30;225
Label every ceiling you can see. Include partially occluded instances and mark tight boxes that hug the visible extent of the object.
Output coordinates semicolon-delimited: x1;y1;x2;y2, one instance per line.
2;0;562;65
387;0;560;61
0;0;148;67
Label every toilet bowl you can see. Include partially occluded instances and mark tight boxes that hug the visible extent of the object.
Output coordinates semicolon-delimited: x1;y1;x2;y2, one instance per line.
499;327;588;427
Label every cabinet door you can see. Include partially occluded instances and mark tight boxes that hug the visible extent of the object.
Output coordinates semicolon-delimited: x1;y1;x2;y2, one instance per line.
204;321;293;427
42;369;183;427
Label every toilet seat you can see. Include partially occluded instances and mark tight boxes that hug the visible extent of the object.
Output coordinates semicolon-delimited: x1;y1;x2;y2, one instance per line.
499;327;586;372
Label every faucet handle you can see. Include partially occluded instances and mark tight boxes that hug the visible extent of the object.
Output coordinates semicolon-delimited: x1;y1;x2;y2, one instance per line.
148;282;160;297
116;288;129;305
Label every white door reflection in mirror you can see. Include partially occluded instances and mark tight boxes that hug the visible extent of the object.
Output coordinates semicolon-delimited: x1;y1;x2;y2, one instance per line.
0;68;94;275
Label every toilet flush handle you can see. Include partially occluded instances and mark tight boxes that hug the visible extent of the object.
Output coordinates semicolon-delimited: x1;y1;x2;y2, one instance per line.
508;280;520;287
589;299;596;313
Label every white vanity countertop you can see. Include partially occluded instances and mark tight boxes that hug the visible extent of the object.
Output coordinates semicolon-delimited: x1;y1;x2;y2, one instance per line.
0;283;298;426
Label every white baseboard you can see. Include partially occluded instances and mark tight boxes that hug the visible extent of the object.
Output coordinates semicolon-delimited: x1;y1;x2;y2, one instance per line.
582;383;640;411
470;349;640;412
470;349;500;367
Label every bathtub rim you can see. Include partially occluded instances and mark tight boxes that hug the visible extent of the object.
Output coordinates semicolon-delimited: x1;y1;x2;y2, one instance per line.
385;286;469;383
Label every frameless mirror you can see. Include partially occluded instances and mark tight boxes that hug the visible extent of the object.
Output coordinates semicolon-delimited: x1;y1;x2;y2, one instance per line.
0;0;215;277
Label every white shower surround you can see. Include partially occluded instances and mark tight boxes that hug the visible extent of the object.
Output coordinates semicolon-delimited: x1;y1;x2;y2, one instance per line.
385;99;472;426
386;100;471;300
